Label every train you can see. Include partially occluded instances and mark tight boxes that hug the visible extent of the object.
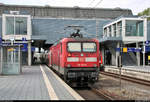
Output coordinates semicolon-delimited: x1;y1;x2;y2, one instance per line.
47;30;103;86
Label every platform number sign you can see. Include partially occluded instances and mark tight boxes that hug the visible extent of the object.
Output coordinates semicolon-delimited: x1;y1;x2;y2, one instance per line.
123;48;127;53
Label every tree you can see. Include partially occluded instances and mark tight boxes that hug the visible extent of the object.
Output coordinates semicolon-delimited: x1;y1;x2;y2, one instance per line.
138;8;150;20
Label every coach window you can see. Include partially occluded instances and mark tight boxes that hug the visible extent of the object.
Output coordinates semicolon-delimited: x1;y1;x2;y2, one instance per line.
83;43;96;52
68;42;81;52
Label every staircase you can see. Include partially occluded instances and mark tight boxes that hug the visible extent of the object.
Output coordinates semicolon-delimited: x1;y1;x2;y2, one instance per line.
122;53;137;66
106;43;137;66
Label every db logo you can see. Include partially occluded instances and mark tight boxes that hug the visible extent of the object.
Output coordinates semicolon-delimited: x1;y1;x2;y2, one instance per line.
79;58;85;62
81;64;87;66
77;64;80;66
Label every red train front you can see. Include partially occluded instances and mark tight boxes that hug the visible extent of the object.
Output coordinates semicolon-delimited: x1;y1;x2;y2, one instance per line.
47;37;102;86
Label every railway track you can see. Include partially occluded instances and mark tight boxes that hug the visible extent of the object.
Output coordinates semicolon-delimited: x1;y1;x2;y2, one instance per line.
75;86;126;100
100;71;150;87
75;87;116;100
91;88;114;100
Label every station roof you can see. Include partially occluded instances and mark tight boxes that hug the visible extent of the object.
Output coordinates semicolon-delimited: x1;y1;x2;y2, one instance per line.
31;18;110;44
0;4;133;19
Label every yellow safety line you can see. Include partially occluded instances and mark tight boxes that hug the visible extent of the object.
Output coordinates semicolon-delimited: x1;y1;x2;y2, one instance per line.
40;65;59;100
45;65;84;100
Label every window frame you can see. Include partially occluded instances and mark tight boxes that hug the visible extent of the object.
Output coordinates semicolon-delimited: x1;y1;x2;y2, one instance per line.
67;41;97;53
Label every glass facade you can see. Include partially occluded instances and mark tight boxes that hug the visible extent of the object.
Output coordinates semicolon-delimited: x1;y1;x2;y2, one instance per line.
6;17;14;35
2;46;21;75
104;28;107;37
103;21;122;38
6;16;27;35
108;26;111;37
117;21;122;37
113;24;116;37
15;17;27;35
125;20;143;36
103;17;145;42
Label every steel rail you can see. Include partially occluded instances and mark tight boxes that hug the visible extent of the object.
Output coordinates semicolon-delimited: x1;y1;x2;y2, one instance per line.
100;71;150;86
91;88;114;100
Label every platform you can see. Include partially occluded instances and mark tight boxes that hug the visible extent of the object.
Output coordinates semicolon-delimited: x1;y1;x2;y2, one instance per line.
104;65;150;81
0;65;84;100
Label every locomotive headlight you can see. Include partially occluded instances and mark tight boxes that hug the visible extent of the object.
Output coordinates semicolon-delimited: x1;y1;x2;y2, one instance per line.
67;57;79;62
67;64;71;67
85;57;97;62
93;64;97;67
81;53;84;56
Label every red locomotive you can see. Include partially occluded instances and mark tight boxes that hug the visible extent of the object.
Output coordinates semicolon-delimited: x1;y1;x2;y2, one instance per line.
47;29;103;86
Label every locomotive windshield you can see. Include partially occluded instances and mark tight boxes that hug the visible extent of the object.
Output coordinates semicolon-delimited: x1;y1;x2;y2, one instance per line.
67;42;96;52
68;43;81;52
83;43;96;52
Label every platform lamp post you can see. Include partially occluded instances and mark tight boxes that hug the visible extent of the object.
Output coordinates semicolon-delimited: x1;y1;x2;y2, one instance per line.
119;43;123;90
143;41;145;67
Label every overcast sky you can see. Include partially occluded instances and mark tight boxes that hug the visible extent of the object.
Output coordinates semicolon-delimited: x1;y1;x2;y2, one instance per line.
0;0;150;15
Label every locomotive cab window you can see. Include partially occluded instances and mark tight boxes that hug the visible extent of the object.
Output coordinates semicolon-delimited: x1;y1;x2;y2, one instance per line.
83;43;96;52
67;43;81;52
67;42;96;52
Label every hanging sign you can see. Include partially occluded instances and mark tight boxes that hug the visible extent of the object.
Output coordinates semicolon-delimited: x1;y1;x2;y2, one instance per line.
148;56;150;60
8;48;14;52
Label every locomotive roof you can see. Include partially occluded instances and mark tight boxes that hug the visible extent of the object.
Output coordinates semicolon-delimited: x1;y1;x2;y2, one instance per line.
52;37;98;46
61;37;99;42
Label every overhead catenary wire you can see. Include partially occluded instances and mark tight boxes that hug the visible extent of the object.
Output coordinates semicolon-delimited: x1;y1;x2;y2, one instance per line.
94;0;103;8
88;0;96;6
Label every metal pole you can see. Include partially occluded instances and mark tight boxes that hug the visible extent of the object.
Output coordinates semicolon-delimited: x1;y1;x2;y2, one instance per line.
14;16;16;44
136;42;140;66
119;44;122;90
96;20;98;39
143;41;145;67
28;41;32;66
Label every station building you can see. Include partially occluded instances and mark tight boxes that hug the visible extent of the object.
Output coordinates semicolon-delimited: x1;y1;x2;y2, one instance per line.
101;16;150;66
0;4;149;67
